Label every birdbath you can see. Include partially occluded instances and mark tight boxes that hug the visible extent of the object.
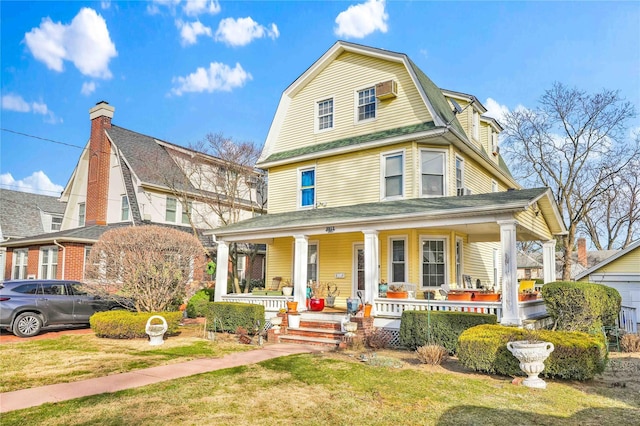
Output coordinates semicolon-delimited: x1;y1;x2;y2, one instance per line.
145;315;168;346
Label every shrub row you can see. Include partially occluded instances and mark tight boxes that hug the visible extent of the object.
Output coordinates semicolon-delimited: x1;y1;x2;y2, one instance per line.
457;324;607;380
399;310;497;354
186;288;215;318
90;311;183;339
205;302;265;334
541;281;621;333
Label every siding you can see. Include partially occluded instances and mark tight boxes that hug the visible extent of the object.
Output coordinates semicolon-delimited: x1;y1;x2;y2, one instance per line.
515;209;553;241
590;246;640;274
463;241;502;289
275;51;433;155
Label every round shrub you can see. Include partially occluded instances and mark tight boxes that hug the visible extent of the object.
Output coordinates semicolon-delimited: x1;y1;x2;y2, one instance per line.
457;324;607;381
90;311;183;339
187;289;214;318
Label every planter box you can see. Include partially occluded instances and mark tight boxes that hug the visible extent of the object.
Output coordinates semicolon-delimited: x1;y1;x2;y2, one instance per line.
386;291;408;299
473;293;501;302
447;292;472;301
519;292;539;301
252;290;268;295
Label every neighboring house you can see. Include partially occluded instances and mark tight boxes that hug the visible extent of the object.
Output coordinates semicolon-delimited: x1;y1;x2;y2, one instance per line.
0;189;67;279
517;251;543;280
2;102;265;283
212;41;566;326
576;240;640;332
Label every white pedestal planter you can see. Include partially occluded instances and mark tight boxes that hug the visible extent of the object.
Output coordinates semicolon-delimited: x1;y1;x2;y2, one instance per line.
507;340;555;389
270;316;283;333
145;315;168;346
288;313;301;328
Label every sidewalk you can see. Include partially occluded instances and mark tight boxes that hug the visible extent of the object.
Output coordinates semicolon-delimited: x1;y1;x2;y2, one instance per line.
0;343;323;413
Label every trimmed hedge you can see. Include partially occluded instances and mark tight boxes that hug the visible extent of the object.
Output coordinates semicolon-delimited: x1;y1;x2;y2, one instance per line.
90;311;183;339
186;288;215;318
542;281;621;333
205;302;265;334
399;310;497;354
457;324;608;380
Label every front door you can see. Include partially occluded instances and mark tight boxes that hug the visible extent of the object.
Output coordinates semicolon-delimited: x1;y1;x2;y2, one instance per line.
353;244;364;295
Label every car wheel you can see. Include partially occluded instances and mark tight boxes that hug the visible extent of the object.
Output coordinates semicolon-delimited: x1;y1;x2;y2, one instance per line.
12;312;43;337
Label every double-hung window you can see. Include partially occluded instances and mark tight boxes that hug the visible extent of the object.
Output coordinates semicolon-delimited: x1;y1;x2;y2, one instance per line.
357;87;376;121
317;98;333;131
166;197;177;222
455;156;464;195
472;110;480;140
182;201;193;224
390;238;407;283
299;167;315;208
13;249;28;279
78;203;85;227
40;247;58;279
307;243;318;283
121;195;130;221
382;152;403;200
51;215;62;231
421;150;446;196
421;238;446;287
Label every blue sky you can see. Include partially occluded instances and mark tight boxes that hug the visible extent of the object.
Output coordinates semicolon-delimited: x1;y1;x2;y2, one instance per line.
1;0;639;197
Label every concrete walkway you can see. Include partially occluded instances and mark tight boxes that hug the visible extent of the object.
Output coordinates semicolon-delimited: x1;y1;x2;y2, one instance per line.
0;343;322;413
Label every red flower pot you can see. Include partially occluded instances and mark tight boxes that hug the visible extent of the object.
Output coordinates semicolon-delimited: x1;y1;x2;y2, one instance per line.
309;298;325;311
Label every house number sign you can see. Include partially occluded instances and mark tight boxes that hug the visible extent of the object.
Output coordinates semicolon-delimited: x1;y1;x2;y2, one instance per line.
325;226;335;233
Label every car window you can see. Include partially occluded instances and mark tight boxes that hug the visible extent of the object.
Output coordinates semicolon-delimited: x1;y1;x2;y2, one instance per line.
68;282;89;296
43;283;66;295
12;283;40;294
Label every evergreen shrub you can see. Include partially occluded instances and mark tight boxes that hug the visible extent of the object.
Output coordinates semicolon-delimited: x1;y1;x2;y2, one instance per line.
186;288;215;318
205;302;265;334
457;324;607;380
90;311;182;339
399;310;497;354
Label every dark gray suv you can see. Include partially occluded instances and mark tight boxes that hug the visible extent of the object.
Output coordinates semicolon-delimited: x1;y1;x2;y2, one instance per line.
0;280;130;337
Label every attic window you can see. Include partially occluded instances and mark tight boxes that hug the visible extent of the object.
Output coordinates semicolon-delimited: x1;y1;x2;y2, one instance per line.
51;215;62;231
357;87;376;121
317;98;333;131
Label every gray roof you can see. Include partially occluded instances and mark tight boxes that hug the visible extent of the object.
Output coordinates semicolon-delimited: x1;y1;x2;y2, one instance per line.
0;189;66;239
517;252;543;269
214;187;549;236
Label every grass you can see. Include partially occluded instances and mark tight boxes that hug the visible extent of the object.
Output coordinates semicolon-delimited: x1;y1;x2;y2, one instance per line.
1;327;639;425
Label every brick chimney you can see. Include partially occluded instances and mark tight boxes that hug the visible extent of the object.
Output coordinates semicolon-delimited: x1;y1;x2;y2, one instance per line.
85;101;115;226
577;237;587;268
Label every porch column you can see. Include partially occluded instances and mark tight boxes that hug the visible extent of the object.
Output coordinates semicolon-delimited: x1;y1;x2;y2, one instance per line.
363;230;379;307
214;240;229;301
542;240;556;284
293;235;309;311
498;220;521;326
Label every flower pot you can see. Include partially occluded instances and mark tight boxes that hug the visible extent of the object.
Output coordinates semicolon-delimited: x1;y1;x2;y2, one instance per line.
386;291;408;299
309;298;325;311
347;298;360;315
288;313;301;328
363;304;372;317
286;301;298;312
344;321;358;337
507;340;555;389
145;315;168;346
447;292;472;301
473;293;501;302
325;295;336;307
379;283;388;297
282;286;293;297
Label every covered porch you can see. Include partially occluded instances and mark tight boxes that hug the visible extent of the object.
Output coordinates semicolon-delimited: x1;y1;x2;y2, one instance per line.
213;188;566;327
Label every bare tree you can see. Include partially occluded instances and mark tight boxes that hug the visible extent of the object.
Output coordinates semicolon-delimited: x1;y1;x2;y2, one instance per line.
502;82;639;280
579;157;640;250
85;225;206;312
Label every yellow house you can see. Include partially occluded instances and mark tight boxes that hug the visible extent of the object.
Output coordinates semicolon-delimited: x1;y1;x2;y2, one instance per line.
213;41;566;326
576;240;640;332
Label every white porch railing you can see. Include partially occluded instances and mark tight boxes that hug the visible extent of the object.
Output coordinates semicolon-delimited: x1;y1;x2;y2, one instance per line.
619;305;638;333
220;294;288;313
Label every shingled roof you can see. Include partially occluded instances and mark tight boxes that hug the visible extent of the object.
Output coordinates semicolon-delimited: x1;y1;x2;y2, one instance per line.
0;189;66;239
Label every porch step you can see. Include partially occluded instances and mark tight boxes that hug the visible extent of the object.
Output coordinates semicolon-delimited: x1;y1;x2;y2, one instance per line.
282;316;346;349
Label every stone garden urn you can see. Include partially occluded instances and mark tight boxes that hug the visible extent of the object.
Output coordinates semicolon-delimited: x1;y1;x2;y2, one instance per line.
507;340;555;389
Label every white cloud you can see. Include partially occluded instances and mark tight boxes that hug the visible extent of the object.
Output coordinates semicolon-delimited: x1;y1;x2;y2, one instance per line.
334;0;388;39
0;171;64;196
24;7;117;79
31;101;49;115
1;94;31;112
215;17;279;47
483;97;511;125
147;0;180;15
183;0;220;16
81;81;96;95
171;62;252;95
176;20;212;45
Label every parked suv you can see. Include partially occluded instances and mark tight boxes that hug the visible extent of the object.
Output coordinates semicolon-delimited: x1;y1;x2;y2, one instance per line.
0;280;131;337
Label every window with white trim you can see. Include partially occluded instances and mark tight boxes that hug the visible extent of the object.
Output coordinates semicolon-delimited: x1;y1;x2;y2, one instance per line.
390;238;407;283
421;238;446;287
299;167;315;208
83;246;91;279
317;98;333;131
78;203;85;227
307;243;318;283
420;150;446;196
472;110;479;140
357;87;376;121
12;249;28;279
456;238;463;287
165;197;177;222
382;152;403;199
492;180;498;193
182;201;192;224
455;156;464;195
51;215;62;231
121;195;130;221
40;247;58;279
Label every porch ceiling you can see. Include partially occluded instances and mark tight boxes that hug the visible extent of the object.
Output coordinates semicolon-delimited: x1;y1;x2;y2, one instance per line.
211;188;566;243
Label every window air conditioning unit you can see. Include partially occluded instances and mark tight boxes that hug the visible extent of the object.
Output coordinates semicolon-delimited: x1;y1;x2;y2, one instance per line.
375;80;397;100
457;187;472;196
492;145;500;156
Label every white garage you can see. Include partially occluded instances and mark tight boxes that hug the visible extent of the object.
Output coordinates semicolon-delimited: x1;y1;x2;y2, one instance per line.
577;240;640;333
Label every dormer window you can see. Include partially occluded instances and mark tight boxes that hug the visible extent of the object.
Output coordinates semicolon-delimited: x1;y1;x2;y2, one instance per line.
472;110;479;140
357;87;376;121
317;98;333;131
51;215;62;231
